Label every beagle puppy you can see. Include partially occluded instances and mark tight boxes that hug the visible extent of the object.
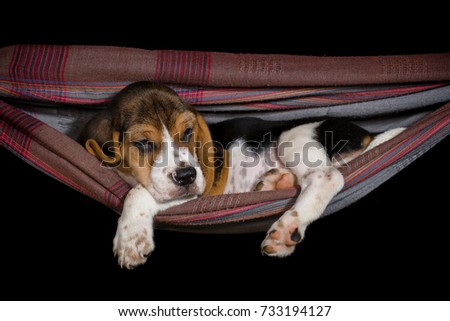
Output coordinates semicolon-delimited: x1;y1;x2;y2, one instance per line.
80;81;375;269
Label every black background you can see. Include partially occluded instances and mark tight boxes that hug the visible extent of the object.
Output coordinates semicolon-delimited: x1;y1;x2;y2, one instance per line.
1;16;449;301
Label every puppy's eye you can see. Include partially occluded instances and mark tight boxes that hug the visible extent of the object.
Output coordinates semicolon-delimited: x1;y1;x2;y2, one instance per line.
182;128;193;142
133;139;154;152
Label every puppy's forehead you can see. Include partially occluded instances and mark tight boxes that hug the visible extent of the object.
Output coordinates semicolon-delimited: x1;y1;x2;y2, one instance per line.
121;89;193;130
149;103;196;133
138;91;186;122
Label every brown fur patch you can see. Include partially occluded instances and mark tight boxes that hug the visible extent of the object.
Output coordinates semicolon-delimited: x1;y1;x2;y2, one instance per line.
265;169;278;176
194;112;216;196
206;150;229;196
135;235;149;249
121;123;163;184
361;134;374;150
172;111;196;149
125;248;142;262
254;181;265;191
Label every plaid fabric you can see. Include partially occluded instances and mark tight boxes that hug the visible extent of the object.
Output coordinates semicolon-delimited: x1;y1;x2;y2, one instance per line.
154;51;211;85
1;45;450;108
7;45;69;102
192;83;446;110
4;45;449;88
0;101;129;213
1;61;446;108
1;44;449;233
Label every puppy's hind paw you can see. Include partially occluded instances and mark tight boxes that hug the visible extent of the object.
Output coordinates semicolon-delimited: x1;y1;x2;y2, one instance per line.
261;210;303;257
254;168;296;192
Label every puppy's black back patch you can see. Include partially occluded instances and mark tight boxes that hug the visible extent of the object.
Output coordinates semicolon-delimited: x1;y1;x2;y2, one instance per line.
316;119;373;160
210;117;308;148
210;117;373;162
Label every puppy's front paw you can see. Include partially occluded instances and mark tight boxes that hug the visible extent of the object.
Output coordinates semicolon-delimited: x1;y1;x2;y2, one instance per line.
113;218;154;269
261;210;304;257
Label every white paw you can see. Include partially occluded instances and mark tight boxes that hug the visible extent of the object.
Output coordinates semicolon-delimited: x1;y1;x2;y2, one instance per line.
261;210;306;257
113;215;154;269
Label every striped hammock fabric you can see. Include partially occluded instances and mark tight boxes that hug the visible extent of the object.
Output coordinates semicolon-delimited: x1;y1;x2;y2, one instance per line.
0;74;446;109
1;44;449;233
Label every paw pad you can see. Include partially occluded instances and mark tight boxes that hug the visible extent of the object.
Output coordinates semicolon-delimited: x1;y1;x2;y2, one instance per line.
261;213;303;257
253;168;296;191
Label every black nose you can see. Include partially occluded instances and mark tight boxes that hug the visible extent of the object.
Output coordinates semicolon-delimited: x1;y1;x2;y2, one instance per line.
172;167;197;186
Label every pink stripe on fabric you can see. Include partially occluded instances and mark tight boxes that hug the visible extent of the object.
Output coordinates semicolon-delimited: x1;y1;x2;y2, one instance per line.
154;50;211;86
7;45;69;102
344;118;449;188
156;202;267;224
0;104;43;157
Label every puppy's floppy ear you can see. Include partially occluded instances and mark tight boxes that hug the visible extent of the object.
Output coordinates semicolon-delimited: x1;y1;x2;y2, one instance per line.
85;131;122;167
194;111;215;196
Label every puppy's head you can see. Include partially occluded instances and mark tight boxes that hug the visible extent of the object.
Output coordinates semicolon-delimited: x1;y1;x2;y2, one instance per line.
88;82;215;202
